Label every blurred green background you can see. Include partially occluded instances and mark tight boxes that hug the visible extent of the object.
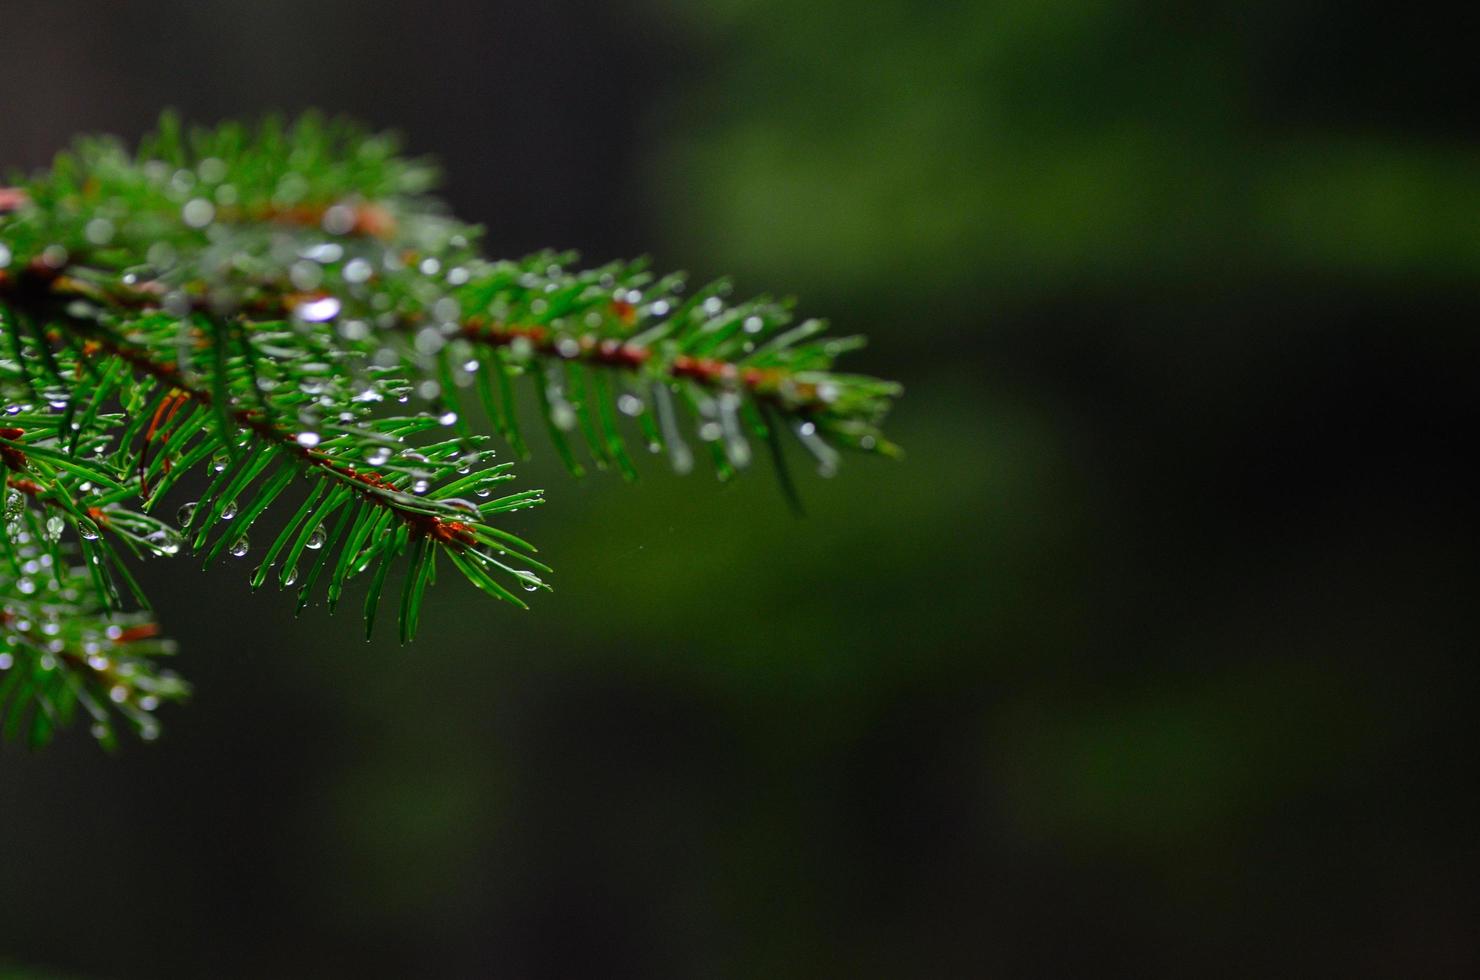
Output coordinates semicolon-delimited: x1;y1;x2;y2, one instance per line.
4;0;1480;976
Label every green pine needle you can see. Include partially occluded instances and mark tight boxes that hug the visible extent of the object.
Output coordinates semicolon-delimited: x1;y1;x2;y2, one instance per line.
0;113;901;746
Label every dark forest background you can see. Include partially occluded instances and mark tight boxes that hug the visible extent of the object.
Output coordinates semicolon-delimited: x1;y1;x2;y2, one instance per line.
4;1;1480;976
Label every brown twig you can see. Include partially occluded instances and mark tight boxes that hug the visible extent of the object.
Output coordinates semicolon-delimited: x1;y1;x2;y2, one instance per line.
2;263;829;413
88;327;478;547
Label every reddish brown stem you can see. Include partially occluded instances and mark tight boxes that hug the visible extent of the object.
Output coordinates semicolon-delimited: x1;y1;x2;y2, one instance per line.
2;263;828;414
91;329;476;547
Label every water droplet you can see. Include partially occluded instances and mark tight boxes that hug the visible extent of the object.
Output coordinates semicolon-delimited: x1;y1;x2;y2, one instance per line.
228;536;249;558
795;421;840;478
182;198;216;228
343;258;373;283
366;446;391;466
177;501;197;526
302;242;343;264
322;204;357;235
198;156;228;183
146;529;182;556
283;565;300;587
78;519;101;540
652;383;693;474
296;431;321;448
295;296;341;323
85;218;115;245
44;515;64;541
544;368;578;431
290;260;324;290
221;500;238;520
305;524;327;550
719;393;751;468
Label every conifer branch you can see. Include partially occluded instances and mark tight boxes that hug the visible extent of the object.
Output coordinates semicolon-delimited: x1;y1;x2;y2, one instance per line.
0;113;902;746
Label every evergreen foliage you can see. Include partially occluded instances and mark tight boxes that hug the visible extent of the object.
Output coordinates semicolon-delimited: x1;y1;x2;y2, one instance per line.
0;114;901;746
